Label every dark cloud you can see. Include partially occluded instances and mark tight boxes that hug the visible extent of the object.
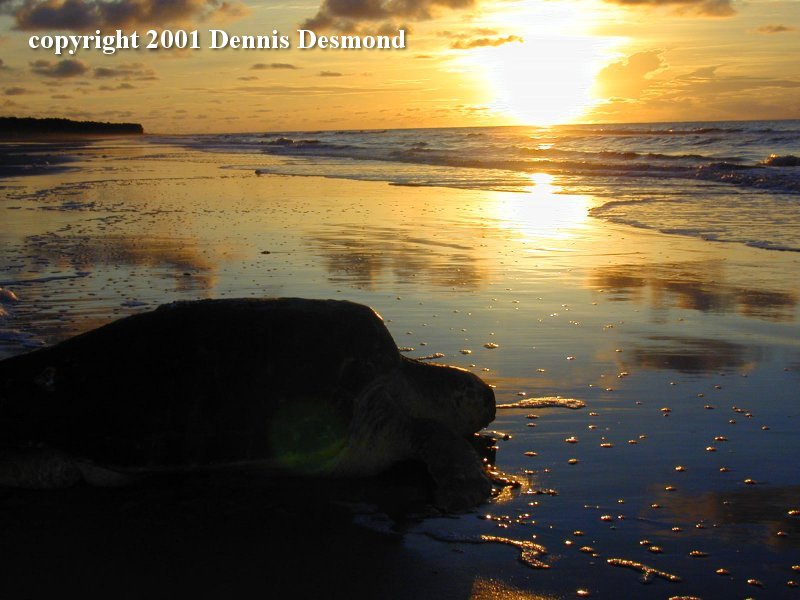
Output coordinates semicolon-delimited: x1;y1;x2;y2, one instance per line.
30;58;89;78
99;82;136;91
4;86;28;95
2;0;247;32
756;24;795;34
93;63;156;80
94;67;124;78
602;0;735;17
302;0;473;32
451;34;522;49
319;70;343;77
373;21;409;35
251;63;299;70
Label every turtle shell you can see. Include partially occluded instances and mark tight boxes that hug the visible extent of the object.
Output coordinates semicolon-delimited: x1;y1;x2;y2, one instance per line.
0;298;401;473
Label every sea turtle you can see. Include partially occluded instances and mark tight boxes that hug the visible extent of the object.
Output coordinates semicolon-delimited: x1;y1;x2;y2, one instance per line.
0;298;496;510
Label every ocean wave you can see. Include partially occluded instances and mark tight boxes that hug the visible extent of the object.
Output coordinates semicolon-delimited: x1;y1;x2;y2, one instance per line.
552;124;797;137
263;137;322;146
696;162;800;193
553;126;744;136
253;137;800;194
156;121;800;252
248;132;800;195
330;129;388;135
260;138;356;154
761;154;800;167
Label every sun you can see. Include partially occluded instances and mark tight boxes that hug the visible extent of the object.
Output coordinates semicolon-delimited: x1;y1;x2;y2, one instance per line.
456;1;618;126
481;37;607;125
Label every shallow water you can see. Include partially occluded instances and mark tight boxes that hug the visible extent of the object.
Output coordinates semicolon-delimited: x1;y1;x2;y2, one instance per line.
155;120;800;252
1;138;798;598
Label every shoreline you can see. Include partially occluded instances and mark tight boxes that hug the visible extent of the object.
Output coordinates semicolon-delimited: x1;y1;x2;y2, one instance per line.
1;138;798;598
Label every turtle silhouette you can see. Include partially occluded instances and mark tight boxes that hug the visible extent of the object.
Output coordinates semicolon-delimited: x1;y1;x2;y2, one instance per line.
0;298;496;511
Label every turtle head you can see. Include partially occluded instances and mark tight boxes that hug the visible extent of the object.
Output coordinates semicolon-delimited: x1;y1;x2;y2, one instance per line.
401;358;495;436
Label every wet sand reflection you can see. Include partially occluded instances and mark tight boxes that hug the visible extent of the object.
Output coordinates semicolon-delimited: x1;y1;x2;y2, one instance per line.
0;232;220;354
22;232;218;291
632;335;758;373
591;261;797;322
312;225;484;289
651;485;800;549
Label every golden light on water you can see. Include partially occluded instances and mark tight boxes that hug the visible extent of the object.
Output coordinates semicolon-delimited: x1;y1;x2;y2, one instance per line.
490;173;591;241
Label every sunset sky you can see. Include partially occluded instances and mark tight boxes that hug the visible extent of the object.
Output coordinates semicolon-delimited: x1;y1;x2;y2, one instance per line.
0;0;798;132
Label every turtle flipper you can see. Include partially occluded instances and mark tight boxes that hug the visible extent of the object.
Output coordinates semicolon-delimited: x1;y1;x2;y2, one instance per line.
430;455;492;512
410;421;492;512
0;448;82;489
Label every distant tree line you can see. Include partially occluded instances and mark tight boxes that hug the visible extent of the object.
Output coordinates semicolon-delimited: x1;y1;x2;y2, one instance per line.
0;117;144;136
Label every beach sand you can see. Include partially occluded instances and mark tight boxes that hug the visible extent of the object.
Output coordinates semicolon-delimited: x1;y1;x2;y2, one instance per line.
1;139;798;598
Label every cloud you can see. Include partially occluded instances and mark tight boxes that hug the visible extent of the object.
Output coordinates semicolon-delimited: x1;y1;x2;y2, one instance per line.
251;63;299;70
595;50;665;98
4;86;27;95
98;82;136;90
30;58;89;77
93;62;157;80
2;0;248;32
589;61;800;123
302;0;475;32
451;34;522;49
188;83;419;96
679;75;800;94
0;58;9;70
438;27;496;38
680;65;719;80
319;70;343;77
756;24;795;34
669;65;800;94
602;0;735;17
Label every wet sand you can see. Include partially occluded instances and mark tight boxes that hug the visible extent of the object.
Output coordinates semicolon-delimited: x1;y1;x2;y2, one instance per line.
1;138;799;598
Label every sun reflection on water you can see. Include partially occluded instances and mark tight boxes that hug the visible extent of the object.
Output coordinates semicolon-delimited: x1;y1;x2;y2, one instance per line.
489;173;591;242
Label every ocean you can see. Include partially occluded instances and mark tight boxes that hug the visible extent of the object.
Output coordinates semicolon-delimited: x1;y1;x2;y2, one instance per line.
154;119;800;252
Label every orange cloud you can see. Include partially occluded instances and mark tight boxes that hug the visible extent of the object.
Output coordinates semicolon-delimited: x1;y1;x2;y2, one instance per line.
595;50;665;99
451;35;523;50
603;0;735;17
